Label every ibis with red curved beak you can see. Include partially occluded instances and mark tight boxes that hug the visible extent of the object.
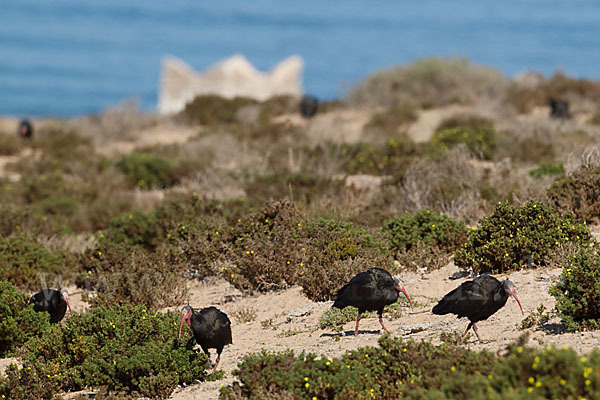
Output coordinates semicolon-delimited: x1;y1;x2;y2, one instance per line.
30;288;72;324
178;305;232;373
332;268;414;336
432;275;524;341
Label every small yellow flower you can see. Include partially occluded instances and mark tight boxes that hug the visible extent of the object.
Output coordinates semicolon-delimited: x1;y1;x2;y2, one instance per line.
305;383;309;388
403;348;407;352
586;380;591;386
581;356;587;363
451;366;456;371
304;377;309;381
365;354;369;358
488;374;492;380
528;377;534;384
560;379;566;385
517;346;523;353
532;363;538;369
313;357;318;361
535;381;541;388
326;361;330;366
527;387;533;393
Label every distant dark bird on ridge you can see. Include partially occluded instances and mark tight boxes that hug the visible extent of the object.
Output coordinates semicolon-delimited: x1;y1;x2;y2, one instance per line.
17;119;34;139
432;275;524;341
299;95;319;118
30;288;72;323
332;268;413;336
178;305;232;373
549;98;571;119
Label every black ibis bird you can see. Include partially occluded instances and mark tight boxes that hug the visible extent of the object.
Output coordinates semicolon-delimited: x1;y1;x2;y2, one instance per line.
30;288;72;323
178;305;232;373
17;119;33;139
332;268;413;336
432;275;524;341
299;95;319;118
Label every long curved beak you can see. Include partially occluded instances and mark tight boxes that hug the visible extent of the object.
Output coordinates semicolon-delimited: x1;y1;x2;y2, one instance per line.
66;298;72;316
398;285;414;311
178;313;187;339
511;289;524;315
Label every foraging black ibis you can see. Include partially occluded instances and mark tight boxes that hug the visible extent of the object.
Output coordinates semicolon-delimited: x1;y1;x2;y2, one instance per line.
332;267;413;336
299;95;319;118
178;305;232;373
17;119;33;139
432;275;524;341
30;288;72;323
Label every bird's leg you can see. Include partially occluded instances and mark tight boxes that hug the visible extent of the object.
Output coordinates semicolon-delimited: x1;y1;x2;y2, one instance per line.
472;323;482;342
212;354;221;373
464;322;472;336
354;313;362;336
378;312;389;334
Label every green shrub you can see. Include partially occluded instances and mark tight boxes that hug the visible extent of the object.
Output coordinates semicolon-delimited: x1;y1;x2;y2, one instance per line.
115;152;179;189
0;305;211;399
363;105;418;136
548;164;600;223
383;210;467;272
430;126;497;160
383;209;467;253
550;248;600;331
100;209;162;250
0;234;75;290
221;335;600;399
348;57;506;108
454;201;592;274
295;218;390;301
0;281;52;357
178;95;258;125
221;200;309;292
435;114;494;132
81;244;188;309
529;162;565;179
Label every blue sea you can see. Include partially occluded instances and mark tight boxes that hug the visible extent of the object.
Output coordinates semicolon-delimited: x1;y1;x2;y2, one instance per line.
1;0;599;117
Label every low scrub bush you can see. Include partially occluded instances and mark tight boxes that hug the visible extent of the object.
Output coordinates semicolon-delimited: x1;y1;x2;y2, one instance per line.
383;209;467;253
0;280;52;357
318;300;411;332
550;248;600;331
294;218;390;301
505;72;600;114
0;305;211;399
221;335;600;399
221;200;309;292
81;244;188;309
363;105;417;137
548;164;600;223
430;126;497;160
99;209;163;250
348;57;505;108
115;152;179;189
454;201;592;274
435;114;494;132
178;95;259;125
0;132;23;156
0;234;76;290
383;210;467;271
529;162;565;179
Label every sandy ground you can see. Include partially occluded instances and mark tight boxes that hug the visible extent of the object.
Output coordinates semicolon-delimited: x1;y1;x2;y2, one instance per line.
160;262;596;400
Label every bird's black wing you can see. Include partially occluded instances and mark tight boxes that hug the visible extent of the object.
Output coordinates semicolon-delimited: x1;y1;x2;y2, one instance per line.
432;280;487;317
332;271;376;310
30;290;52;312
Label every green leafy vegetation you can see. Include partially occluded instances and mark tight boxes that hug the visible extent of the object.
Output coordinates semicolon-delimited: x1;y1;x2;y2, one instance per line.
454;201;592;274
548;164;600;223
221;335;600;399
529;162;565;179
0;234;75;290
550;248;600;332
0;304;211;399
115;152;180;189
430;125;497;160
0;281;52;357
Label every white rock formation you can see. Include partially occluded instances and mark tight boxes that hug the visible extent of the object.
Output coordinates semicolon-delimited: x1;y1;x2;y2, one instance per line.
157;54;303;114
